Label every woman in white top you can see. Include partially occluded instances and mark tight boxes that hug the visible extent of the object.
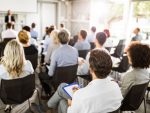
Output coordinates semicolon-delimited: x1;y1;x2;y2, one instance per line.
0;39;34;80
44;30;60;64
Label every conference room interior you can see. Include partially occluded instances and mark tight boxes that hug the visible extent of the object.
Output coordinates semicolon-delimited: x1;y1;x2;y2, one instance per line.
0;0;150;113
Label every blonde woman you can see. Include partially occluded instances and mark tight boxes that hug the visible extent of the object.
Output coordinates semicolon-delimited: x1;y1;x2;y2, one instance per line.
44;30;60;64
0;39;34;79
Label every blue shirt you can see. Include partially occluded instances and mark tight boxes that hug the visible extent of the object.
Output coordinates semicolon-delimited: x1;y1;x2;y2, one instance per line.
30;29;38;39
74;40;91;50
86;33;96;43
48;44;78;76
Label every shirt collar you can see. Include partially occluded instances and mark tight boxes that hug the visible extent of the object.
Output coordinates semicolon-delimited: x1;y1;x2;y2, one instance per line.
88;77;110;86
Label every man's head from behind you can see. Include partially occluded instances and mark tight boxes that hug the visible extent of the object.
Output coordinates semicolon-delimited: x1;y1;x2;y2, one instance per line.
6;23;12;29
89;49;112;79
95;32;107;47
58;29;70;45
78;30;87;41
91;26;96;33
133;27;140;35
31;23;36;29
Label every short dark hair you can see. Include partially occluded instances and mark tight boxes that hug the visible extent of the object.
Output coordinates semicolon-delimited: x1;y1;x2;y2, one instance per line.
103;29;110;38
135;27;140;32
89;49;112;79
47;26;54;35
6;23;12;29
80;30;87;40
58;30;70;44
96;32;107;46
127;42;150;68
91;26;96;33
31;23;36;28
23;26;31;32
60;23;64;28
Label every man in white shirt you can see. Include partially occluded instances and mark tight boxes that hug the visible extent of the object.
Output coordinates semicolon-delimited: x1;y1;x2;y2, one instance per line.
1;23;17;40
47;49;123;113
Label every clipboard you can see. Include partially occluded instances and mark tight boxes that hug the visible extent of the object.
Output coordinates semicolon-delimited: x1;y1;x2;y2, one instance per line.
63;82;80;98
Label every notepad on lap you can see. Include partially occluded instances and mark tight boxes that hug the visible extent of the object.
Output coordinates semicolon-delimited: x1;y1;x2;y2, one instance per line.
63;82;80;98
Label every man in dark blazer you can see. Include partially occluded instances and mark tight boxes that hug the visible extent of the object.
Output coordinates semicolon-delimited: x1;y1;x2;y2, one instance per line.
5;10;15;29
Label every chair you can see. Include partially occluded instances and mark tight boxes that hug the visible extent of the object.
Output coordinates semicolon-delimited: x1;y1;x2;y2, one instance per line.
25;53;38;70
112;54;130;73
53;64;78;89
78;50;89;59
120;82;149;113
146;83;150;102
3;37;16;43
111;39;126;58
90;42;95;50
0;74;40;112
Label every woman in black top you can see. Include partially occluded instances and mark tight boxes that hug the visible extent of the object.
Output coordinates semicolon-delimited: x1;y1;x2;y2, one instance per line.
18;30;38;70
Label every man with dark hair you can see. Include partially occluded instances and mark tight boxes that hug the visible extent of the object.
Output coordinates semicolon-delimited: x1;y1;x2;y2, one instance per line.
60;23;65;30
87;26;97;43
47;49;123;113
74;30;90;50
48;29;78;76
30;23;38;40
131;27;142;41
1;23;17;39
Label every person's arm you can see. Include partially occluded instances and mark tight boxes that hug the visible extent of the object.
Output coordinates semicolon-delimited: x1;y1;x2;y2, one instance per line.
5;16;7;23
67;92;81;113
121;72;134;97
45;45;53;64
48;51;57;76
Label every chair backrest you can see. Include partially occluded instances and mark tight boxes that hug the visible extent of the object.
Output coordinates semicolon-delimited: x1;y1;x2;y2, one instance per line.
112;39;126;58
113;55;130;73
53;64;78;89
78;50;89;59
0;74;35;104
3;38;16;43
120;82;149;111
90;42;95;50
25;53;38;70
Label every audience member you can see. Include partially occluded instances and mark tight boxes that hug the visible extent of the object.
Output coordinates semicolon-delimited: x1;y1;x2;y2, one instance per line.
48;29;78;76
30;23;38;40
22;26;37;46
45;30;60;64
1;23;17;39
18;30;38;69
77;32;107;75
74;30;90;50
131;27;142;41
43;27;49;40
60;23;65;30
103;29;114;48
121;42;150;97
86;26;96;43
43;26;54;52
0;39;34;79
47;49;123;113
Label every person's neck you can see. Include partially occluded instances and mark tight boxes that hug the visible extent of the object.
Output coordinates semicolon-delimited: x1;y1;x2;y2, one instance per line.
22;43;30;47
96;44;102;48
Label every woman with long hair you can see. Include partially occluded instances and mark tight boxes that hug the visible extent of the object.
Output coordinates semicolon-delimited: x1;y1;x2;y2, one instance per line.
0;39;34;79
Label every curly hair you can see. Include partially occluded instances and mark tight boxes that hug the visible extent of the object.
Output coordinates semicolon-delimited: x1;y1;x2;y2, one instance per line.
89;49;112;79
127;42;150;68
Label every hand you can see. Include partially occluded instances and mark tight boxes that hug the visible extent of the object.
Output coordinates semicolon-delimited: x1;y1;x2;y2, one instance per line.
68;99;72;106
72;86;79;93
79;59;84;65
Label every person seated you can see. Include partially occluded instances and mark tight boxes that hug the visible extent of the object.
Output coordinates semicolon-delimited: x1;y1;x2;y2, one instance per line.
30;23;38;40
121;42;150;97
77;32;107;75
44;30;60;64
1;23;17;40
18;30;38;70
86;26;96;43
131;27;142;41
22;26;38;46
74;30;90;50
47;49;123;113
43;26;54;52
48;29;78;76
0;39;34;80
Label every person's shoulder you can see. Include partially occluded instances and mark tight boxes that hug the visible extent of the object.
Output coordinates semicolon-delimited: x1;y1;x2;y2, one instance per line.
0;64;7;75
